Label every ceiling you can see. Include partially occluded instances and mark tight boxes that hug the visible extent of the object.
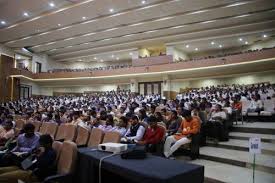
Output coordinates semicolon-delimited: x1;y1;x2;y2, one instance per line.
1;0;275;63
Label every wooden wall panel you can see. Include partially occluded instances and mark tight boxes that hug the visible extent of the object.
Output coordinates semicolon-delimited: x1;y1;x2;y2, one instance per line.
0;54;16;102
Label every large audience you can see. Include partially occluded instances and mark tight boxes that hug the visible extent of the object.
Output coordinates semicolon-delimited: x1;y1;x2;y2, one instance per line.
0;83;274;182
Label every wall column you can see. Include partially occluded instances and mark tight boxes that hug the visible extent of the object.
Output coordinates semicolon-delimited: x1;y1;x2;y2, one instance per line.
162;75;171;99
130;79;138;94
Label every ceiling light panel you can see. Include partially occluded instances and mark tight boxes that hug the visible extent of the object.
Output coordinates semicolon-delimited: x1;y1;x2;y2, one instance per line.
0;0;162;42
6;1;275;49
49;20;275;59
0;0;234;43
36;10;275;53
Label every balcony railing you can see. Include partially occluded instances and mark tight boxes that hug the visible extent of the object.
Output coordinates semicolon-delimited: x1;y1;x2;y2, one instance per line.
10;47;275;80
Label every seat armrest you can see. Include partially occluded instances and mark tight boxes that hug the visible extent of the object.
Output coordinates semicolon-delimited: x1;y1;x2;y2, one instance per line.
43;173;71;183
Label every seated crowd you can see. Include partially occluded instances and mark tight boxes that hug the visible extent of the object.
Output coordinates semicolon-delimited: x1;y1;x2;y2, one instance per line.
0;83;274;182
47;64;132;73
174;46;275;62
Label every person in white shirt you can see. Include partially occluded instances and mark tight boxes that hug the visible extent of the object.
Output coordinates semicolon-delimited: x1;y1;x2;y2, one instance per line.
208;104;227;122
247;94;263;113
123;115;145;142
112;116;127;136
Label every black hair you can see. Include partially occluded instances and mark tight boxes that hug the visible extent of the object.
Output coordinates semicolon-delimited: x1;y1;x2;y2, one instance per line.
23;123;35;132
39;134;53;147
148;115;157;124
131;115;139;121
171;110;178;116
181;110;191;118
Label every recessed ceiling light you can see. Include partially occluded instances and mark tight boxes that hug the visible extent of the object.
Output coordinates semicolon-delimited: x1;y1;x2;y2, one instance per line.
100;59;104;62
49;2;55;7
23;12;29;17
245;41;248;45
82;16;86;20
111;55;114;58
84;42;89;45
18;56;21;59
129;52;133;56
1;21;6;25
58;24;61;26
94;57;97;60
185;45;189;48
211;41;215;45
78;59;82;61
109;9;114;13
116;57;119;60
142;0;146;4
263;34;267;38
195;48;198;51
219;45;222;48
239;38;243;41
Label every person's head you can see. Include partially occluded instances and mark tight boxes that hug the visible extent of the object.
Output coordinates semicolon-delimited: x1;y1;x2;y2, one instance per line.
130;115;139;125
161;108;167;115
23;123;35;138
150;105;156;114
39;134;53;149
154;112;163;122
182;110;192;122
3;121;13;131
214;104;222;112
138;108;147;119
6;115;13;121
118;116;128;128
171;110;178;119
148;115;158;129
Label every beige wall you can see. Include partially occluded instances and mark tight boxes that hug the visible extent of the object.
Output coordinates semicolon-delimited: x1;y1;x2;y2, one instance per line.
0;44;14;57
20;79;41;95
38;84;130;96
173;48;189;61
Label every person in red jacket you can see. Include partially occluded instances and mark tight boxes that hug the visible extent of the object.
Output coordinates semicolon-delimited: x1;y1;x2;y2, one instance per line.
137;115;165;152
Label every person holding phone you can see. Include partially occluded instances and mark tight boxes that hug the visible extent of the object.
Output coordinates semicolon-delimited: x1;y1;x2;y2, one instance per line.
0;134;56;183
163;110;200;158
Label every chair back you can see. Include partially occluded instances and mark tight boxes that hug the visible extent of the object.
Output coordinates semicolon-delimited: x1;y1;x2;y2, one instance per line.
55;123;67;141
46;122;58;139
64;124;77;141
102;131;121;143
39;122;48;134
75;126;90;146
57;141;77;174
241;101;250;113
263;100;275;112
30;121;41;132
87;128;104;147
15;119;25;130
52;141;63;161
14;128;21;137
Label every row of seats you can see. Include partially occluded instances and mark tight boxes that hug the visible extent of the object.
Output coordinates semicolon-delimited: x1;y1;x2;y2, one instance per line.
241;100;275;120
14;119;121;147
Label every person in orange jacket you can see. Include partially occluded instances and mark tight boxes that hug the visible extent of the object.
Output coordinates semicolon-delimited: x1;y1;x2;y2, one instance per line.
163;110;200;158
